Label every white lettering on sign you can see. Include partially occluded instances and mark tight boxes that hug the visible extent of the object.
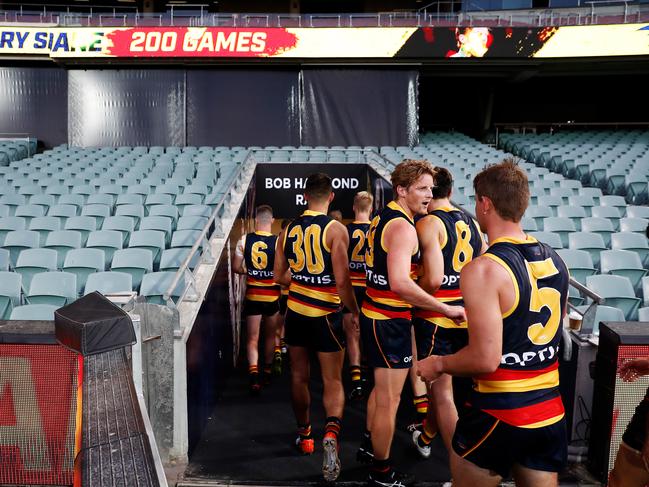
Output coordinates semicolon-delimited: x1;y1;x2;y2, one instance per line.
331;178;359;190
296;194;306;205
265;177;292;189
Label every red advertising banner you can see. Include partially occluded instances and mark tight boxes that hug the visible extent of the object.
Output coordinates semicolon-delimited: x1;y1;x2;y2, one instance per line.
0;344;80;486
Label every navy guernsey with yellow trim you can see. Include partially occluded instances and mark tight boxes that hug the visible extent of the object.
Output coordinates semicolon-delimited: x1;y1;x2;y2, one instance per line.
362;201;420;321
243;231;281;302
472;235;569;428
414;206;483;328
284;210;341;317
347;221;370;288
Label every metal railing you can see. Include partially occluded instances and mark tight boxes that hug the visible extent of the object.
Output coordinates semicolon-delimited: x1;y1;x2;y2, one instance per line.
162;152;253;308
0;3;647;27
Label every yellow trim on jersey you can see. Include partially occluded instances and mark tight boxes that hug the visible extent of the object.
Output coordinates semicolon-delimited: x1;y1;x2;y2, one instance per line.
519;413;565;429
490;235;538;245
246;293;280;303
482;253;520;319
287;299;331;317
353;220;371;224
322;219;335;253
289;282;341;304
475;369;559;394
421;315;467;328
387;200;414;223
255;230;273;236
361;307;394;321
303;210;326;216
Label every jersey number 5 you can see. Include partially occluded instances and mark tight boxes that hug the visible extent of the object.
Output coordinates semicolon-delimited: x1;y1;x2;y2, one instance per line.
288;224;325;274
525;259;561;346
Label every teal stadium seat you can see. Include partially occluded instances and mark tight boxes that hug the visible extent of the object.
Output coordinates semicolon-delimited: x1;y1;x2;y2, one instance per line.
556;249;596;284
10;304;58;320
44;230;82;269
14;248;58;290
586;274;640;320
0;271;22;319
84;271;133;295
26;271;77;307
110;248;153;291
600;249;647;292
140;271;185;305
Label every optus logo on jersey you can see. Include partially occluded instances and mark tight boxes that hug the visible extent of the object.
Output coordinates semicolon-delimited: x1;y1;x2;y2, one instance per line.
366;269;388;286
501;344;559;367
248;269;274;278
441;274;459;286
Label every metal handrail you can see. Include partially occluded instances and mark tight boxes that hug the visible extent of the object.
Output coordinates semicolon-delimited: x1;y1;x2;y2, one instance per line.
162;153;252;305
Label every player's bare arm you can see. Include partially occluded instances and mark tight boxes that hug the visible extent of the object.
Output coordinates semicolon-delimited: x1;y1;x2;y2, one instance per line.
415;215;444;294
417;256;504;381
273;229;291;287
233;236;246;274
329;220;360;317
386;218;464;322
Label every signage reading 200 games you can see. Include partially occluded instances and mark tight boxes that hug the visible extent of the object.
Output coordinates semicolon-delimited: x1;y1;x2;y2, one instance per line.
0;25;648;58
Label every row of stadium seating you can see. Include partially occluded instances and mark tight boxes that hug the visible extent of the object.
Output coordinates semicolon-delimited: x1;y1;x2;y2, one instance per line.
379;132;649;321
500;130;649;204
0;139;37;166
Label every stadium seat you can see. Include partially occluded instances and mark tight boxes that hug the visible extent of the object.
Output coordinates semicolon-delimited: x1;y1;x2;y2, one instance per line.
600;249;647;291
586;274;641;320
0;248;9;271
620;217;648;233
84;271;133;295
63;248;106;294
140;271;185;305
116;193;144;207
64;216;97;245
599;195;627;215
182;204;211;218
9;304;58;320
29;194;56;210
29;216;61;245
568;286;584;307
140;216;173;245
144;193;174;211
0;271;22;319
0;193;26;214
86;230;123;268
576;304;625;335
611;232;649;266
87;193;115;207
115;204;145;227
568;232;607;269
626;206;649;220
127;230;166;267
14;248;58;290
81;204;111;227
15;204;46;223
537;196;563;216
581;217;615;247
110;248;153;291
177;216;208;231
520;217;538;232
525;207;553;230
102;216;135;245
47;204;79;225
174;194;203;214
148;205;179;226
171;229;204;249
26;271;77;307
639;307;649;321
529;231;563;249
556;249;596;284
3;229;40;267
591;206;622;231
557;206;587;229
643;276;649;307
159;248;200;272
567;195;595;216
58;193;86;209
542;217;576;248
44;230;82;269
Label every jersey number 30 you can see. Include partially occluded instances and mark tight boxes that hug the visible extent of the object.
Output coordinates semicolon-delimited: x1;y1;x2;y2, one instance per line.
288;224;325;274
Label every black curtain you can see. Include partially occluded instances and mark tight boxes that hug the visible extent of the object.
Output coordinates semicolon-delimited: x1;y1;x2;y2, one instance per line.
0;67;67;149
187;70;300;147
68;69;185;147
301;69;418;147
